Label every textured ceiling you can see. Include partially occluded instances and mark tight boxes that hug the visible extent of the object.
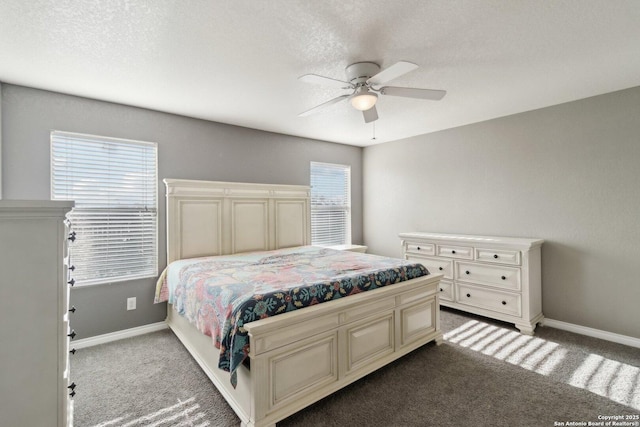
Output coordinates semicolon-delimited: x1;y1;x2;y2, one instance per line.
1;1;640;147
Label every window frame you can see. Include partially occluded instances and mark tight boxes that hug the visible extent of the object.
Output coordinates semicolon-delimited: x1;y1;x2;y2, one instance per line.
50;130;158;287
310;161;352;246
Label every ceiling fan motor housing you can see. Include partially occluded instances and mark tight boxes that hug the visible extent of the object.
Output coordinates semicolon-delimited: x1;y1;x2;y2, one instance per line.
346;62;380;85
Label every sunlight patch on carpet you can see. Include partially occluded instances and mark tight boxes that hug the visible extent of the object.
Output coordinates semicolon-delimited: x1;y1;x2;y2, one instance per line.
570;353;640;410
93;396;211;427
444;320;639;410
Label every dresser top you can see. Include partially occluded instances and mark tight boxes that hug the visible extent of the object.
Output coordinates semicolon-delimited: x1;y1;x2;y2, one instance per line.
399;232;543;249
0;200;74;207
0;200;74;216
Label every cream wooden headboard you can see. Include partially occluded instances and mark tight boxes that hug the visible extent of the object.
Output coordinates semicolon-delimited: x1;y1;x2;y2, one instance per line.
164;179;311;263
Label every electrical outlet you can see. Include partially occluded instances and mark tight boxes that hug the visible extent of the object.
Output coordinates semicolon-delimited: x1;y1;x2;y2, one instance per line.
127;297;136;311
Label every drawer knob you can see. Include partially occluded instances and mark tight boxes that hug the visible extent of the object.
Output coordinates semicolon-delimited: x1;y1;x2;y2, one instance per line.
69;306;76;313
67;382;76;391
501;276;506;280
68;330;76;340
466;293;471;298
465;270;470;275
68;231;76;242
452;250;456;254
69;265;76;271
68;278;75;287
440;288;443;292
69;390;76;398
70;348;76;355
494;254;499;259
439;267;443;271
502;301;507;305
417;246;421;250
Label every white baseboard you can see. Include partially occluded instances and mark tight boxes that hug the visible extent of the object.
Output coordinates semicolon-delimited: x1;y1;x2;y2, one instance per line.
543;318;640;349
73;321;168;349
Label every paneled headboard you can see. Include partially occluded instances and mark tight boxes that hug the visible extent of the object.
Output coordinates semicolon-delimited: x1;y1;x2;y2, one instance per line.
164;179;311;263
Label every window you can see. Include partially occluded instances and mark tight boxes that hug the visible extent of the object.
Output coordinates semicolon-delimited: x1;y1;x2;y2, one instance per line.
310;161;351;246
51;131;158;286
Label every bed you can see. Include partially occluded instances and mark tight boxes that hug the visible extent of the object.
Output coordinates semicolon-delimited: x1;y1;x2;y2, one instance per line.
160;179;443;427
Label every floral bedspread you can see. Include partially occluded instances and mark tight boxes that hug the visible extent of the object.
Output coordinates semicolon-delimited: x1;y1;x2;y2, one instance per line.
155;246;429;386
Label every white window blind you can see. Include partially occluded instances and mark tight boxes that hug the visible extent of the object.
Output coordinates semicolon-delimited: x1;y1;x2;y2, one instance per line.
310;161;351;246
51;131;158;286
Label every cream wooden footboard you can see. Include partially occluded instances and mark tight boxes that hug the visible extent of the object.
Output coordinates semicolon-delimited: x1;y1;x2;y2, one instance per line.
167;273;442;427
162;179;443;426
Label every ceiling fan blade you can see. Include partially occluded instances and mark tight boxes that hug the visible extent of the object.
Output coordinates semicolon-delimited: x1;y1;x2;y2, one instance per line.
362;105;378;123
298;94;350;117
299;74;353;89
366;61;418;86
380;86;446;100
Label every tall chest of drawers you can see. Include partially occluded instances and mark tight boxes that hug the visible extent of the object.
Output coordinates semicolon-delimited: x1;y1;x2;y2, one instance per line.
0;201;75;426
399;232;544;334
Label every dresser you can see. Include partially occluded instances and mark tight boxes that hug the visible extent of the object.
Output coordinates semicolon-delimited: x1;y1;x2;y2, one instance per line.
0;201;75;426
399;232;543;334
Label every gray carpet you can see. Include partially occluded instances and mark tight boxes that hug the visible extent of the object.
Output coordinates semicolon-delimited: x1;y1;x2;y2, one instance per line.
72;308;640;426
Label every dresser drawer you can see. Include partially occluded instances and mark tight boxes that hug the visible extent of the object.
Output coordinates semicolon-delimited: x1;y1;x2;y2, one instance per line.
436;244;473;259
475;248;521;265
456;283;521;317
405;243;435;256
437;280;454;302
407;255;453;279
455;261;521;291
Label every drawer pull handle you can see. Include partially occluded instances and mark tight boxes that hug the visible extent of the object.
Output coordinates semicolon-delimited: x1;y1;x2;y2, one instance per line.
69;265;76;271
69;306;76;313
68;231;76;242
451;250;456;254
501;276;506;280
494;254;499;259
70;348;76;355
68;278;75;287
68;330;76;340
465;270;470;275
438;267;443;271
69;390;76;398
67;382;76;391
502;301;507;305
466;293;471;298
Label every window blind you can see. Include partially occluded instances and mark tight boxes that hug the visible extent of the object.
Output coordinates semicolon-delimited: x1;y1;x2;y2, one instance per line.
310;161;351;246
51;131;158;286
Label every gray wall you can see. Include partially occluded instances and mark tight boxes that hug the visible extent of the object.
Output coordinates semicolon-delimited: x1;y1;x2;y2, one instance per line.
4;82;638;340
363;86;640;339
1;84;363;339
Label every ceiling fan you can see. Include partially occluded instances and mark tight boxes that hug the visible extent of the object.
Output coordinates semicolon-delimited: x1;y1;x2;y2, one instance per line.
298;61;446;123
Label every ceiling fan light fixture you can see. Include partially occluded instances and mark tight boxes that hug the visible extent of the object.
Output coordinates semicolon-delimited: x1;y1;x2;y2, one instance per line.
350;87;378;111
